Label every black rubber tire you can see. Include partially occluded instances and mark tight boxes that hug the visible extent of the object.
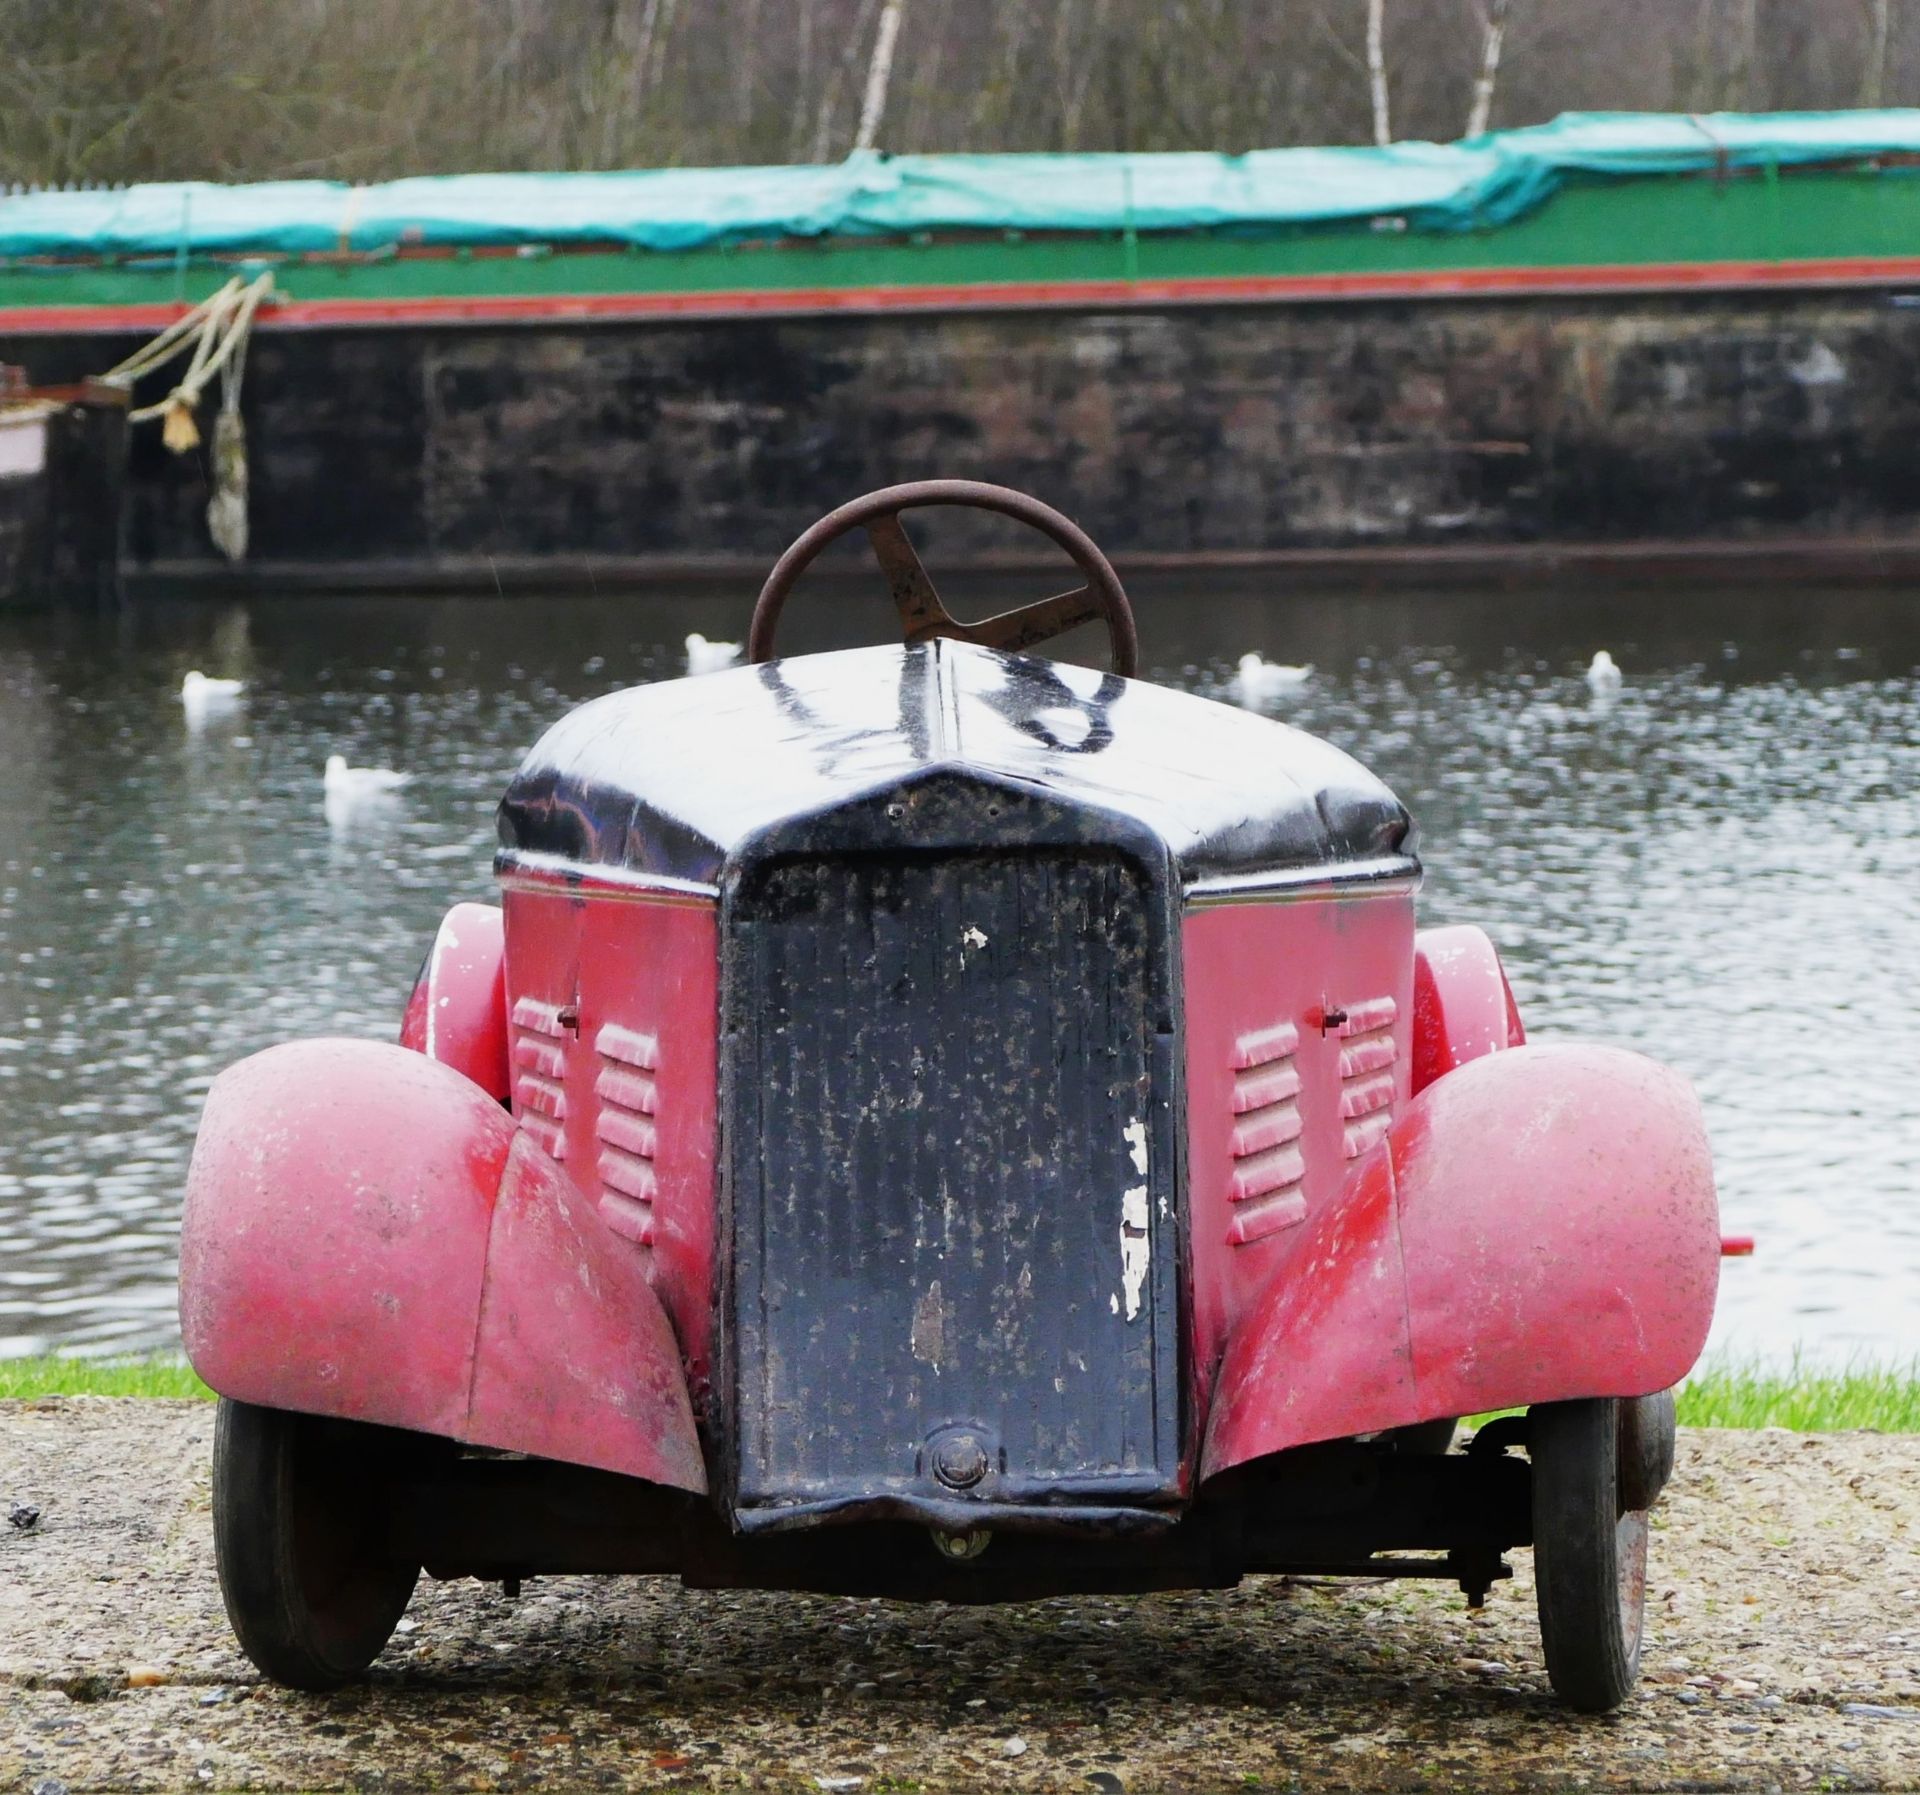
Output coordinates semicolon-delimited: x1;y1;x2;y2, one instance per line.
1620;1390;1678;1514
1531;1398;1648;1713
212;1398;421;1690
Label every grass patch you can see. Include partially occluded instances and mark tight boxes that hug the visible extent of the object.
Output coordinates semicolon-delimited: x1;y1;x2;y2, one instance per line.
4;1355;1915;1431
0;1356;212;1400
1467;1356;1920;1435
1674;1355;1920;1433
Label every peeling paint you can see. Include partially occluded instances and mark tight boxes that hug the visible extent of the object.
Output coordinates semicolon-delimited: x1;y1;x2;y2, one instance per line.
1123;1117;1148;1176
960;924;988;950
1120;1184;1150;1322
910;1279;948;1372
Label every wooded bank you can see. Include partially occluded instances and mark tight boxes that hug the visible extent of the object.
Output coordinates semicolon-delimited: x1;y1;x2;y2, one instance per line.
3;0;1916;188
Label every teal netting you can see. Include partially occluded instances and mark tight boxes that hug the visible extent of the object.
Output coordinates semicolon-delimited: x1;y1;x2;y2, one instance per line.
5;111;1919;258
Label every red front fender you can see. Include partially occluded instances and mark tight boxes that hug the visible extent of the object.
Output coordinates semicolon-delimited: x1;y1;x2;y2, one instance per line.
398;901;509;1099
1411;923;1524;1092
179;1038;705;1492
1202;1042;1719;1480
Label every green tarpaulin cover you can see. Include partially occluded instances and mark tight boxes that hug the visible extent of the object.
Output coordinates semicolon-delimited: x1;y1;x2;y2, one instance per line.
6;111;1919;259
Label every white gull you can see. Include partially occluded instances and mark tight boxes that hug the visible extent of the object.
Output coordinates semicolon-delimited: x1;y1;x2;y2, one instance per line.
685;632;742;675
1232;652;1313;706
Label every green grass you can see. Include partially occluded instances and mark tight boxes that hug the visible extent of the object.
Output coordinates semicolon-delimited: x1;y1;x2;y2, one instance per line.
0;1356;213;1400
3;1354;1915;1432
1673;1355;1920;1433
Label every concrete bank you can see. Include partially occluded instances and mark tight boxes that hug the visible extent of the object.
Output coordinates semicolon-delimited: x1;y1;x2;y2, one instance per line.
1;1399;1916;1792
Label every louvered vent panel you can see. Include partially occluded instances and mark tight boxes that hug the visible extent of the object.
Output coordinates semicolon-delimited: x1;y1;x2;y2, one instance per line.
1227;1021;1307;1246
594;1023;659;1247
510;995;570;1160
1338;996;1399;1161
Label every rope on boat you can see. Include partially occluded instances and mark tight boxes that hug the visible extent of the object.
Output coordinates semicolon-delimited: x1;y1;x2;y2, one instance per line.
101;271;273;562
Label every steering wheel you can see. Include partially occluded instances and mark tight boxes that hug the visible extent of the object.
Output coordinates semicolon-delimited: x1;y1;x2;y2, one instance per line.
747;480;1138;678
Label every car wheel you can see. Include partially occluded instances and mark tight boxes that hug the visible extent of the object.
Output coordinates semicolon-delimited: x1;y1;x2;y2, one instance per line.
212;1398;421;1690
1384;1417;1458;1454
1530;1397;1647;1713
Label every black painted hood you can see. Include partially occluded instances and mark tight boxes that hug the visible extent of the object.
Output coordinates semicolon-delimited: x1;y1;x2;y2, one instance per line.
496;641;1415;891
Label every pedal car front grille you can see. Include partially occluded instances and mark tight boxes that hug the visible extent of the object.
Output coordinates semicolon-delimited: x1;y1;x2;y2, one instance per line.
723;844;1181;1529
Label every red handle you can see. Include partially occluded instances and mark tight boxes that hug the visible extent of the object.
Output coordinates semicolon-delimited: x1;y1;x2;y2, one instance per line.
1720;1234;1755;1257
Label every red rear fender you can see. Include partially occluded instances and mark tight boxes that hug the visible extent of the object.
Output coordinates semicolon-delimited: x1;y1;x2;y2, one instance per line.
1202;1042;1719;1479
179;1038;705;1492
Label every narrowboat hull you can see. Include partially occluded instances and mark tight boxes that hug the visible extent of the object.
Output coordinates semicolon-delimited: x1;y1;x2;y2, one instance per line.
8;120;1920;586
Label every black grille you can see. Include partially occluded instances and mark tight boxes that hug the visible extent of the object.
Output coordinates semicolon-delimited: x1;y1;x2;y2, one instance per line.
724;845;1180;1526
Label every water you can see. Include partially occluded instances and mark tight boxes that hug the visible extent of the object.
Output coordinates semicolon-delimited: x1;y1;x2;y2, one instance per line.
1;580;1915;1365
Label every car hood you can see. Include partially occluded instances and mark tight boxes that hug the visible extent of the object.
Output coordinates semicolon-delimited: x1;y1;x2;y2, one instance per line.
496;640;1415;893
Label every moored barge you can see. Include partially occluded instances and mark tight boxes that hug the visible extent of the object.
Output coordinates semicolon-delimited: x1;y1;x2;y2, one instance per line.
5;111;1920;590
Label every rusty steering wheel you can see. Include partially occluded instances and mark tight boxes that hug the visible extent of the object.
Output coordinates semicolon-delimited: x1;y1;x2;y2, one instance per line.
747;480;1138;678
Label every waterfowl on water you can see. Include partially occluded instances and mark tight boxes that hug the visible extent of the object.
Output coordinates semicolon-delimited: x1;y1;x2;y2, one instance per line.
181;670;243;703
323;753;411;795
1232;652;1313;705
685;632;743;675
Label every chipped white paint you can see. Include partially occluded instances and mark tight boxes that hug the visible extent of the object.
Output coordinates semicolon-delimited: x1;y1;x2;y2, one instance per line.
960;924;988;950
1122;1116;1148;1176
1120;1184;1150;1321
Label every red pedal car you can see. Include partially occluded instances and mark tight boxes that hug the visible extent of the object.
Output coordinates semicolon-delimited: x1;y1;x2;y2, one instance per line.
180;482;1721;1712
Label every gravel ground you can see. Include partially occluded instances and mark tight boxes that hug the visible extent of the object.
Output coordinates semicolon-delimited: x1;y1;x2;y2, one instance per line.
1;1399;1916;1793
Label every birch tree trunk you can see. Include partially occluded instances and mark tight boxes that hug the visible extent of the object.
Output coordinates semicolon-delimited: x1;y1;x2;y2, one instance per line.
1864;0;1894;105
1060;0;1111;152
812;0;882;163
1733;0;1758;107
1367;0;1391;146
1465;0;1512;137
625;0;664;93
790;0;816;161
1688;0;1718;110
736;0;762;134
644;0;679;98
854;0;906;152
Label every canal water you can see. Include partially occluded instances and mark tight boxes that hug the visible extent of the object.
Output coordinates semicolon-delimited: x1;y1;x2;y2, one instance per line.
1;579;1915;1366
